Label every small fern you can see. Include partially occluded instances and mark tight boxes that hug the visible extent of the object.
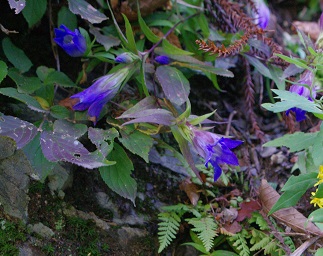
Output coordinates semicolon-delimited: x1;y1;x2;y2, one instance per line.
158;211;181;253
228;229;250;256
187;216;217;252
248;212;269;230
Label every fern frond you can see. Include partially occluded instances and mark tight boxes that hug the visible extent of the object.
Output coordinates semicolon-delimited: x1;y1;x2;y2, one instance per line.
248;212;269;230
158;212;181;253
187;217;217;252
250;235;271;252
229;230;250;256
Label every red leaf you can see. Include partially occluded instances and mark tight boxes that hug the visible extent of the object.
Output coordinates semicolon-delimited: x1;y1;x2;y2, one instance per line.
236;199;261;222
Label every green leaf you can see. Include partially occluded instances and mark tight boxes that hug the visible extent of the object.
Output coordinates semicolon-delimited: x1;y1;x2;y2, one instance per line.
0;87;44;112
44;71;76;88
2;37;32;73
315;248;323;256
244;54;272;78
137;7;160;43
68;0;108;24
212;251;239;256
22;0;47;27
57;6;77;29
119;126;154;163
197;14;210;38
0;61;8;83
309;208;323;223
50;105;71;119
99;143;137;205
8;68;42;94
122;14;137;53
262;89;322;114
275;54;311;70
263;131;318;152
269;172;318;214
36;66;56;81
162;39;193;55
155;66;190;106
315;183;323;198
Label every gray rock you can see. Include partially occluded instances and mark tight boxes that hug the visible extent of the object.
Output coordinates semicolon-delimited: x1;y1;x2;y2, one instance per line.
0;136;16;160
47;164;73;194
117;227;147;246
0;150;32;221
28;222;55;238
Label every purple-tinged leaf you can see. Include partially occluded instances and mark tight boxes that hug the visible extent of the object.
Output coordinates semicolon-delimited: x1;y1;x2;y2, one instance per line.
155;66;190;106
68;0;108;24
99;143;137;205
89;26;120;51
40;131;110;169
120;96;159;117
53;120;87;139
119;126;154;163
8;0;26;14
118;109;175;126
282;64;303;80
23;133;57;180
0;113;38;149
88;127;119;157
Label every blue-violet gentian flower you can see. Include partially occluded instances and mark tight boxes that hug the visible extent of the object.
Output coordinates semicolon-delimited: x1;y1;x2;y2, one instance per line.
286;70;316;122
190;126;243;181
54;25;86;57
155;55;170;65
70;67;130;124
254;0;270;29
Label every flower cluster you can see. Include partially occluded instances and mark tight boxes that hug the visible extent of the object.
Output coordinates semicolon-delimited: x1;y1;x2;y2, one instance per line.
189;125;243;181
54;25;86;57
286;70;316;122
310;166;323;208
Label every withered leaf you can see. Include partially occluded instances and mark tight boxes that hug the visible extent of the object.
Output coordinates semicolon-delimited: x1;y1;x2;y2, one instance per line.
236;199;261;222
179;179;200;206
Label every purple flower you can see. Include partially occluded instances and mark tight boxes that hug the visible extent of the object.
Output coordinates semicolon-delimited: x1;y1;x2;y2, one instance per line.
190;126;243;181
54;25;86;57
286;70;316;122
254;0;270;29
155;55;170;65
115;52;135;63
70;68;129;124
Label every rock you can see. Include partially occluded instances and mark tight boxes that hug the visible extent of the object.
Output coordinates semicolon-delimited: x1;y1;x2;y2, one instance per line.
47;164;73;194
117;227;147;246
259;146;277;158
0;150;32;222
0;136;16;159
28;222;55;238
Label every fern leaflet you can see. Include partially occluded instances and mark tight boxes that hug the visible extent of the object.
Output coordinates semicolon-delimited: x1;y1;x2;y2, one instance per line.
229;230;250;256
187;217;217;252
158;211;181;253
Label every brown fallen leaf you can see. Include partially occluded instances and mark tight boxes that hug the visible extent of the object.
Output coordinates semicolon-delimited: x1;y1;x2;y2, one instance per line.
236;199;262;222
259;179;323;237
179;178;200;206
293;21;320;41
220;221;242;236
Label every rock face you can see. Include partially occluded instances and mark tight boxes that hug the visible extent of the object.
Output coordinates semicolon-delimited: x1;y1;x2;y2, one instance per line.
0;136;32;222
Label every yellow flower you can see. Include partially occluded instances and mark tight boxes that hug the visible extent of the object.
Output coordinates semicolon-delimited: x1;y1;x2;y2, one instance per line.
314;165;323;187
310;189;323;208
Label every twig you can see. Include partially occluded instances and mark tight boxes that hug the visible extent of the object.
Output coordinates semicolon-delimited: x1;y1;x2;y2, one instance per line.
290;236;320;256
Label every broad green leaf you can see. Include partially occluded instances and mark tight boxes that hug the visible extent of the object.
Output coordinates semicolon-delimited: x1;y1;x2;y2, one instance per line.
0;87;44;112
8;68;42;94
155;66;190;106
0;61;8;83
57;6;77;29
99;143;137;205
315;248;323;255
268;64;285;90
122;14;137;53
2;37;32;73
44;71;76;88
88;127;119;157
137;7;160;43
262;89;322;114
36;66;55;81
119;126;154;163
315;183;323;198
162;39;193;56
23;133;57;181
275;54;311;70
244;54;272;78
22;0;47;27
309;208;323;223
68;0;108;24
50;105;71;119
172;61;234;77
312;139;323;167
197;13;210;38
263;132;318;152
269;172;317;214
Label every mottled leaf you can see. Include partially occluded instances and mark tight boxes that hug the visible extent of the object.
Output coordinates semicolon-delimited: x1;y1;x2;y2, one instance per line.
23;133;57;181
119;109;175;126
89;26;120;51
22;0;47;27
155;66;190;106
8;0;26;14
53;120;87;139
2;37;32;73
0;61;8;83
119;126;154;162
0;113;38;149
40;130;109;169
68;0;108;24
99;143;137;205
88;127;119;157
0;87;45;112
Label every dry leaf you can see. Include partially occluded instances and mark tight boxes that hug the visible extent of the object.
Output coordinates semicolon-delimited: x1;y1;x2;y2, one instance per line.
179;179;200;206
220;221;242;235
58;97;79;110
259;179;323;236
236;199;261;222
293;21;320;41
